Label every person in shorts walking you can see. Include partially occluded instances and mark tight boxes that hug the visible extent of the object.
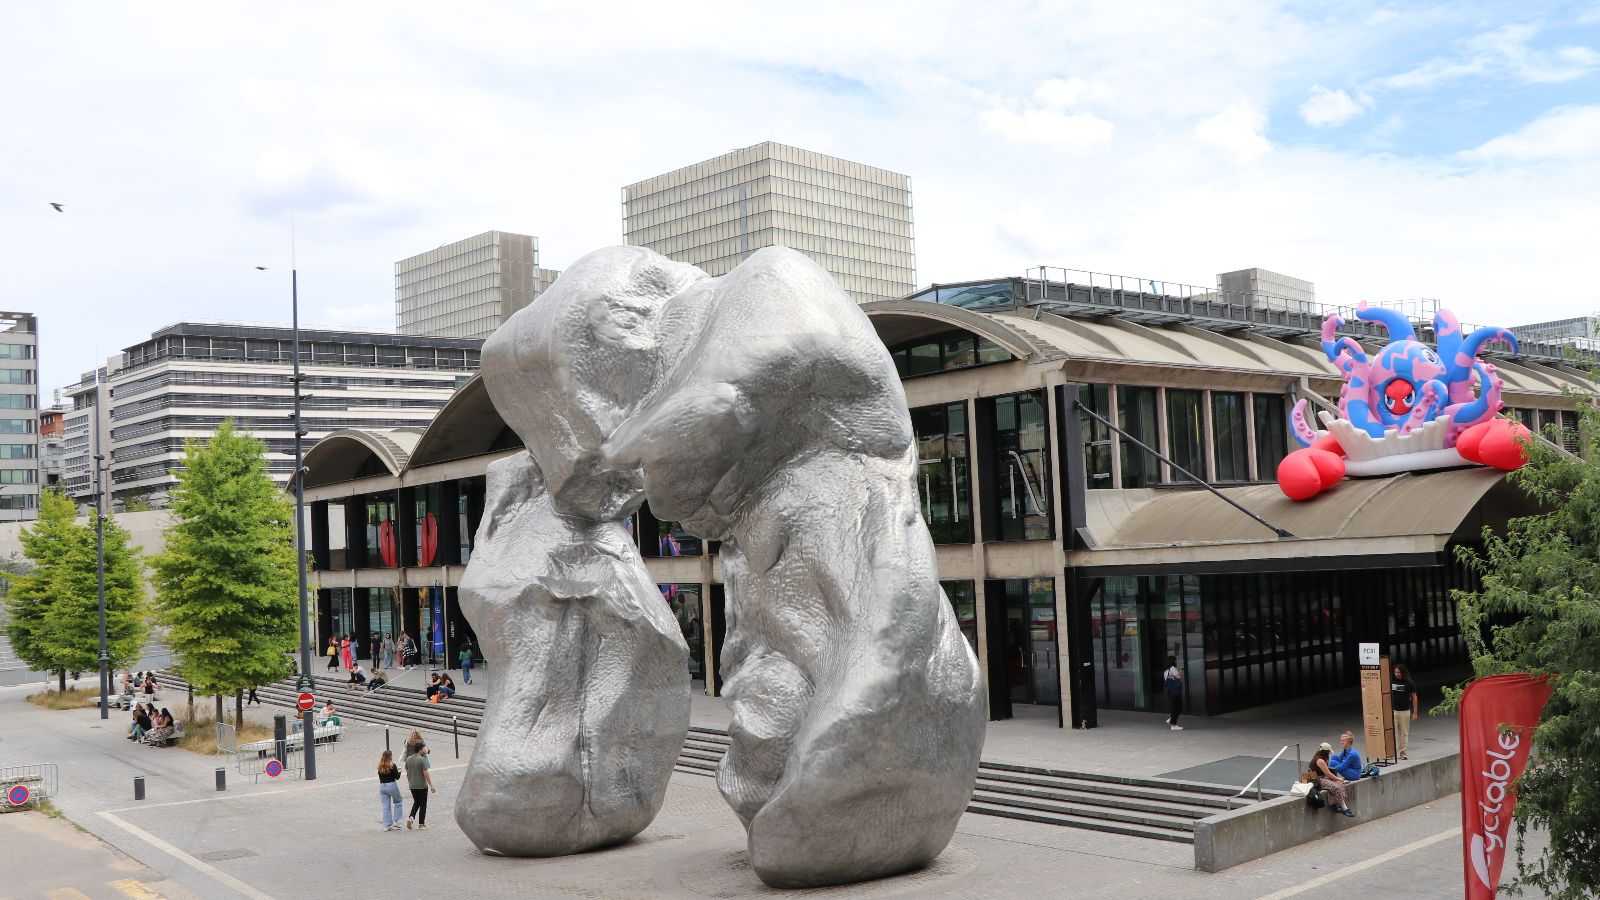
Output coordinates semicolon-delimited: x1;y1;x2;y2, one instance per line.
405;743;434;829
1390;663;1419;760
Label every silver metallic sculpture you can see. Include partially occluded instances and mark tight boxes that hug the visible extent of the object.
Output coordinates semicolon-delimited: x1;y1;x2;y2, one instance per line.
460;245;987;886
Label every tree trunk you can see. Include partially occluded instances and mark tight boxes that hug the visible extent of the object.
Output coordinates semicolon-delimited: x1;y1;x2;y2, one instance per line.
57;669;65;692
215;694;223;724
235;690;243;729
186;685;194;722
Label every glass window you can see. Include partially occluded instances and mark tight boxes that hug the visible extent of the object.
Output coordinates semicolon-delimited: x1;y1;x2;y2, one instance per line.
1212;393;1248;482
911;402;972;543
891;330;1012;378
366;496;398;568
1118;387;1159;488
0;419;34;434
935;283;1015;310
1079;384;1112;490
0;394;33;408
941;580;978;656
1166;390;1203;483
0;469;36;483
989;391;1052;541
660;584;704;679
415;484;441;567
0;444;33;458
0;369;32;383
1254;395;1288;481
1000;577;1059;706
657;520;702;556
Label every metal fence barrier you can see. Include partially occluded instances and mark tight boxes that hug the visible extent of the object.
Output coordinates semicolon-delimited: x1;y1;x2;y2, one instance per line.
0;764;59;808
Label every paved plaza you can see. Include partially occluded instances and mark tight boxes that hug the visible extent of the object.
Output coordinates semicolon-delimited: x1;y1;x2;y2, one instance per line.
0;673;1546;900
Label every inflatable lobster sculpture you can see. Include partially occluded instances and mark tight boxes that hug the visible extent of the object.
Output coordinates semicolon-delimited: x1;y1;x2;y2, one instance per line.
1278;303;1531;500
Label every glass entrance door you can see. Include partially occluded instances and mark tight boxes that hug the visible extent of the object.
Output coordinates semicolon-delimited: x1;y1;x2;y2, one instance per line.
1001;578;1059;706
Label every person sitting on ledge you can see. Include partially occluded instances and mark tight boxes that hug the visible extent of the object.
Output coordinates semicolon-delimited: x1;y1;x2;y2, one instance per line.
1330;732;1362;781
437;673;456;699
366;667;387;692
128;704;152;741
144;708;176;746
319;699;339;727
347;663;368;689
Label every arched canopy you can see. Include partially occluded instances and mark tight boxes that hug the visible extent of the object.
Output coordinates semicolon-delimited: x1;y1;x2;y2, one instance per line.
863;300;1037;362
301;429;420;488
407;373;521;468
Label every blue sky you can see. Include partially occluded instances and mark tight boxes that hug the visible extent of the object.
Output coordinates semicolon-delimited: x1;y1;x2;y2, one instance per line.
4;1;1599;392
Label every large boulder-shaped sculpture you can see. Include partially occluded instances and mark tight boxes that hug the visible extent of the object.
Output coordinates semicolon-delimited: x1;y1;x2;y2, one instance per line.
453;451;690;856
478;244;987;887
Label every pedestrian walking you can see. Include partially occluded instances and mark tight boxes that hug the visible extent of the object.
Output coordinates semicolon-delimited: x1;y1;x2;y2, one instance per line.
341;636;353;670
326;637;338;670
1390;663;1419;760
382;632;396;669
246;686;261;706
459;641;473;685
399;632;417;670
377;750;405;830
405;743;434;829
1163;654;1184;731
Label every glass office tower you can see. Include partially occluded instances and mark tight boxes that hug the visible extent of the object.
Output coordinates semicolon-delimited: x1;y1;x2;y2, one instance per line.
396;231;561;339
622;142;916;305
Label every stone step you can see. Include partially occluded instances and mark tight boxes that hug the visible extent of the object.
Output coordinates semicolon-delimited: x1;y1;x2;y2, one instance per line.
972;778;1218;820
970;785;1202;832
964;799;1198;844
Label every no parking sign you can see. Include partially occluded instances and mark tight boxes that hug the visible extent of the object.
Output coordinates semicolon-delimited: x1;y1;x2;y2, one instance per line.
8;785;29;805
265;760;283;778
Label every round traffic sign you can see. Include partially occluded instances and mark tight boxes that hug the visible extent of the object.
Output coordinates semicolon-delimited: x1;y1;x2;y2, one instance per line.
8;785;28;805
265;760;283;778
297;692;314;711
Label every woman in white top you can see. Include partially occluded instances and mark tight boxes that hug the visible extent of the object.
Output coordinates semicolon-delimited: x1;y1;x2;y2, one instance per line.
1162;654;1185;731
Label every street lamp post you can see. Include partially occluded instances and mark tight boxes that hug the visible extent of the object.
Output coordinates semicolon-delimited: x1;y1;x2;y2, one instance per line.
291;266;317;781
92;377;108;719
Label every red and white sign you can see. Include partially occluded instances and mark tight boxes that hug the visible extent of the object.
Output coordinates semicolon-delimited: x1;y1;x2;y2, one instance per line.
1460;674;1554;900
297;692;315;711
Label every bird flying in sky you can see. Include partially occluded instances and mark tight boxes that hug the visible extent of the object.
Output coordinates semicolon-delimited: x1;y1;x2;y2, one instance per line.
255;266;267;270
49;203;63;212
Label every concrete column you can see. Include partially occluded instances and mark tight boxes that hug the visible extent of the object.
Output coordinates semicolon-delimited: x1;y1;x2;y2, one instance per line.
1202;389;1216;482
1244;392;1259;481
1156;387;1170;483
966;394;989;680
1107;382;1122;489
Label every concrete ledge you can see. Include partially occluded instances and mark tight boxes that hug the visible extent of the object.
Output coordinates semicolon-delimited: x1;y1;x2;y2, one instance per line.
1192;753;1460;872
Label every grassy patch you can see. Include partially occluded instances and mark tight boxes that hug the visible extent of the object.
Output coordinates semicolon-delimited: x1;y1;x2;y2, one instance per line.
26;688;104;710
175;717;273;756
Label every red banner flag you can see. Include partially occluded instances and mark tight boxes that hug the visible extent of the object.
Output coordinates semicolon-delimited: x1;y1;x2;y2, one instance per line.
1459;674;1553;900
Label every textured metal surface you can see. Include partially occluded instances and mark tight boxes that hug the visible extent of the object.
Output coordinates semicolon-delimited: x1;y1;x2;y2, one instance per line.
453;453;691;857
471;244;986;885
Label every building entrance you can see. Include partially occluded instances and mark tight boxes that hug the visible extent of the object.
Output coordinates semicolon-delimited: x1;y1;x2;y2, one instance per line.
991;578;1059;706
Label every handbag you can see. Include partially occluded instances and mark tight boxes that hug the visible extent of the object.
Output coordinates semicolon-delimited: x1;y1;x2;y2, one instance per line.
1163;675;1182;700
327;646;335;657
1305;783;1327;809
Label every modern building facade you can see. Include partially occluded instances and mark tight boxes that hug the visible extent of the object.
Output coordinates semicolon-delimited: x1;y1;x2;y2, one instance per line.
1510;313;1600;347
623;142;915;305
295;265;1591;726
0;313;39;521
59;322;483;508
1215;268;1316;315
395;231;561;339
38;403;67;490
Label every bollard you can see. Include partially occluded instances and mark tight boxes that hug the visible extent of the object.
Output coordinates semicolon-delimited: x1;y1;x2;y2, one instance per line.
133;776;145;801
385;727;390;751
454;717;459;759
215;767;226;792
273;714;287;768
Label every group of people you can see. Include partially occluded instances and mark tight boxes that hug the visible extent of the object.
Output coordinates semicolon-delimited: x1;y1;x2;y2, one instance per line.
344;662;389;692
377;729;435;830
1299;664;1422;817
425;672;456;702
121;670;159;701
327;632;421;671
126;702;178;746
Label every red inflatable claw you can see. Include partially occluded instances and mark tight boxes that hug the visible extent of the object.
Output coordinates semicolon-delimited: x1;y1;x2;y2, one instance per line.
1479;420;1532;471
1310;432;1344;456
1278;448;1346;500
1455;420;1493;464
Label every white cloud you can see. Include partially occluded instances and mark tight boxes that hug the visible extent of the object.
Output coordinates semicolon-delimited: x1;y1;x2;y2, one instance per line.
979;77;1114;149
1383;24;1599;89
1195;101;1272;161
1300;86;1366;127
315;304;392;331
1467;105;1600;161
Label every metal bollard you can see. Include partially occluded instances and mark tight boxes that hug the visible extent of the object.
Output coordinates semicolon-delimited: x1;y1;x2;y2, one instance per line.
133;776;145;801
454;717;459;759
273;714;287;768
385;727;390;751
215;767;226;791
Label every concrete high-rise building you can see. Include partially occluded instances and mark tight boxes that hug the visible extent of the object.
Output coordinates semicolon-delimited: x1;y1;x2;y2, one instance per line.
622;142;916;305
60;322;483;508
0;312;39;522
395;231;561;339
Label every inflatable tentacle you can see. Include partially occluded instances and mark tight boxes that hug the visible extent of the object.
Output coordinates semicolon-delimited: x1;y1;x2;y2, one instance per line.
1400;379;1447;435
1290;399;1318;448
1320;313;1347;362
1450;327;1518;385
1356;302;1417;343
1444;362;1504;442
1434;310;1463;374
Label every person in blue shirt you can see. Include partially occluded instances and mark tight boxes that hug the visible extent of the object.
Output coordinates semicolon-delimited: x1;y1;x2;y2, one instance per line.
1329;731;1362;781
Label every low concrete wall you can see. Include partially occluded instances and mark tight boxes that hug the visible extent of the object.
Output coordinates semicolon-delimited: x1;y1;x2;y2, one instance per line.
1193;753;1460;872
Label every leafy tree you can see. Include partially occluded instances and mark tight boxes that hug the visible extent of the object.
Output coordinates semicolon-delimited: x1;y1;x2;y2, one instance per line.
1444;397;1600;900
151;420;298;725
120;492;153;513
4;489;147;692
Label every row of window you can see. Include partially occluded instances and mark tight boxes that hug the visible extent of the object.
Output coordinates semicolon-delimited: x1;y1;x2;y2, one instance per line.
0;369;33;383
1081;386;1289;487
125;338;481;371
0;468;36;483
624;158;910;219
396;257;501;299
0;344;34;359
112;369;460;400
111;393;449;421
627;185;915;248
0;419;36;434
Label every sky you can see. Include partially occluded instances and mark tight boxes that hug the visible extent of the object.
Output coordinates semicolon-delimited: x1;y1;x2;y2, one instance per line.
5;1;1600;394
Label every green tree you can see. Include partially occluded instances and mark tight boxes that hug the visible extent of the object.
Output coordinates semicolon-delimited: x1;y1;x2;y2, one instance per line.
4;489;147;692
1444;397;1600;900
151;420;298;725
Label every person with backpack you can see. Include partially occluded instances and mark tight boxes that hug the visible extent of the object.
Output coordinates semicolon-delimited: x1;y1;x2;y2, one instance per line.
1304;747;1355;817
1162;654;1184;731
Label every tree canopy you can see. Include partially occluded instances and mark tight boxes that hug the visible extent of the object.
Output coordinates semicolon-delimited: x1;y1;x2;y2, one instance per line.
151;420;299;706
4;488;147;690
1445;397;1600;900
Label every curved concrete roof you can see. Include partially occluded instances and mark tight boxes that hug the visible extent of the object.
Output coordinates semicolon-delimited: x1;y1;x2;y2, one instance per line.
301;428;421;488
407;374;510;468
863;299;1599;398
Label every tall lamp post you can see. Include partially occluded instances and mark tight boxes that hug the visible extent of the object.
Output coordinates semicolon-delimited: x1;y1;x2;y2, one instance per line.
291;264;317;781
92;375;108;719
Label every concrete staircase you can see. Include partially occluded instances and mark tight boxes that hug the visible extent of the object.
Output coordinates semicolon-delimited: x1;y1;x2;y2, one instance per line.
167;670;1266;844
